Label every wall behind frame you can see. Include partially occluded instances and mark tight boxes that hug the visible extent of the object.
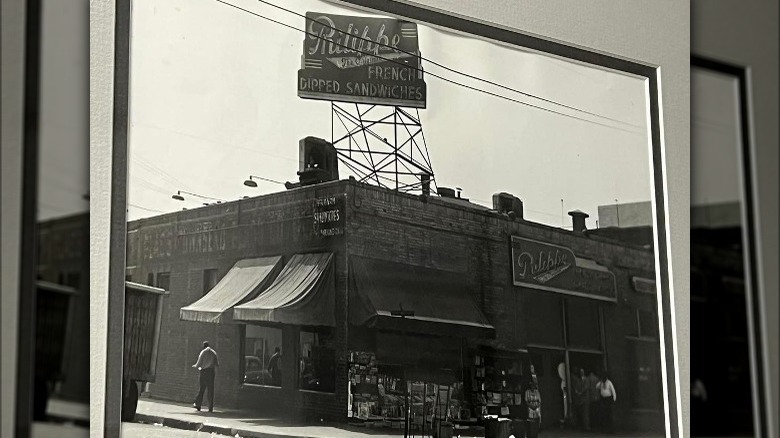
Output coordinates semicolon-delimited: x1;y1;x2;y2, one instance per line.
692;1;779;436
90;0;117;433
1;0;27;434
90;0;692;434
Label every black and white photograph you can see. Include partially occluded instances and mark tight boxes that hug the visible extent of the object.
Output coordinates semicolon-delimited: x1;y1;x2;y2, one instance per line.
95;1;683;437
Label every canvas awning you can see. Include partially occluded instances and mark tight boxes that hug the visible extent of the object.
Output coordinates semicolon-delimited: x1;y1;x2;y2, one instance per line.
233;253;335;327
180;256;282;323
349;256;495;339
127;281;168;295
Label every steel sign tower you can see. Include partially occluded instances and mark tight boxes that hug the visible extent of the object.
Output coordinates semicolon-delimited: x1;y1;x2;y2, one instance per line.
298;12;435;194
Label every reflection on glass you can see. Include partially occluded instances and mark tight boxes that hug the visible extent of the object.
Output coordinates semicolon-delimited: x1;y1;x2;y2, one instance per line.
690;61;757;437
300;330;336;393
30;0;90;429
244;325;282;386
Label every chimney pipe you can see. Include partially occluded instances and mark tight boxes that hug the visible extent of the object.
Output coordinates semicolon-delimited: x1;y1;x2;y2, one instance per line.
492;192;524;220
568;209;589;233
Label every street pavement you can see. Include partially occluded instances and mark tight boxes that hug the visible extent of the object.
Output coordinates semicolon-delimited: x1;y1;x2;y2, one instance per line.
124;423;232;437
133;397;665;438
134;397;413;438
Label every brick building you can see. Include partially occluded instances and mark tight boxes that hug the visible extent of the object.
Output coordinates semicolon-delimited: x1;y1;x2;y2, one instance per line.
126;175;664;433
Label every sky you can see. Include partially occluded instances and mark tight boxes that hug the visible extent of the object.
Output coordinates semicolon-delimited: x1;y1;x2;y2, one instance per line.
37;0;89;221
125;0;653;228
690;67;742;207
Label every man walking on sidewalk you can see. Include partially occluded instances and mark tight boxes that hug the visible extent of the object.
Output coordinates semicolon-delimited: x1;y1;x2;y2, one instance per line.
192;341;219;412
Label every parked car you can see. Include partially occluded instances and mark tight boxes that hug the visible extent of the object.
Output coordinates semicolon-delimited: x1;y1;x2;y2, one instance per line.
244;356;272;384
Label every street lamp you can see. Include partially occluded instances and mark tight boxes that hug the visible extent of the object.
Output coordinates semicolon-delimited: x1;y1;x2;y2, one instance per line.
171;190;224;203
243;175;284;188
391;304;415;438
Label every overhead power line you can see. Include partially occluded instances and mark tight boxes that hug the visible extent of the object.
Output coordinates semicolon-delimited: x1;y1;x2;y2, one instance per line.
252;0;641;129
129;203;164;213
209;0;643;135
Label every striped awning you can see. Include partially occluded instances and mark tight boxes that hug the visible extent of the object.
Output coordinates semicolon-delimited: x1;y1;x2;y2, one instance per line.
180;256;282;323
233;253;335;327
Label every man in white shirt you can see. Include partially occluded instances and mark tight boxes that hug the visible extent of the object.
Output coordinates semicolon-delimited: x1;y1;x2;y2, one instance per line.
596;373;617;433
192;341;219;412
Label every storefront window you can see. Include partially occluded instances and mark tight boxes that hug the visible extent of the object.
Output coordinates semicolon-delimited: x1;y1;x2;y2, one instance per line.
299;329;335;392
631;341;661;410
566;298;601;350
637;309;658;339
524;291;564;347
203;268;218;295
243;325;282;387
156;272;170;291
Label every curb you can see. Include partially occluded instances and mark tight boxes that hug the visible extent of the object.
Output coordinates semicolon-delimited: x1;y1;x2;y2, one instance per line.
135;412;308;438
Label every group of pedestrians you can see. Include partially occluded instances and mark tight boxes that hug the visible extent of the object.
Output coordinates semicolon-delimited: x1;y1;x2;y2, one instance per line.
573;368;617;434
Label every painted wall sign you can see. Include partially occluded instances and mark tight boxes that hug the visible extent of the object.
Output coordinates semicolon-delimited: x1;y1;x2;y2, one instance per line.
631;276;656;294
511;236;617;301
297;12;427;108
313;194;345;237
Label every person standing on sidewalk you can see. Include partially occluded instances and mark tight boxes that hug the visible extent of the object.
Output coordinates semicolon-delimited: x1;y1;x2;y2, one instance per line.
574;368;591;431
596;372;617;433
192;341;219;412
588;370;601;430
525;375;542;438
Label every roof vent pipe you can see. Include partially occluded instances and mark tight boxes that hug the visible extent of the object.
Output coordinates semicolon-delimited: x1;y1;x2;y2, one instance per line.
568;209;589;233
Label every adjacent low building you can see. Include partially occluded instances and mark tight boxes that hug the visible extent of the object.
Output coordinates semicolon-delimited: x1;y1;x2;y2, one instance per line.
127;173;664;432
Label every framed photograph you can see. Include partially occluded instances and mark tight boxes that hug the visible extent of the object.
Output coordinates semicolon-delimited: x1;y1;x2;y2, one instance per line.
690;55;769;437
98;0;682;436
5;0;90;435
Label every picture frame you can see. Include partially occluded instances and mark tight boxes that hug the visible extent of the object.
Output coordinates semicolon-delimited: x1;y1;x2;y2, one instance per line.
690;55;769;437
93;1;686;437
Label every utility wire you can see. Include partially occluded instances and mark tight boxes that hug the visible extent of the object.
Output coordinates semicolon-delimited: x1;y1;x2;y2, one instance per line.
252;0;641;129
132;155;192;190
249;175;286;185
129;203;165;213
132;120;299;164
210;0;642;136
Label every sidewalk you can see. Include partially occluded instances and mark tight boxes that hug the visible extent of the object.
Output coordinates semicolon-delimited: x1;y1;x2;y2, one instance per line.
134;397;663;438
135;398;414;438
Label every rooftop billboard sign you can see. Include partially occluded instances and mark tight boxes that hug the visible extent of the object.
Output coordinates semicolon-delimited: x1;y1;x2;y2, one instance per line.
297;12;427;108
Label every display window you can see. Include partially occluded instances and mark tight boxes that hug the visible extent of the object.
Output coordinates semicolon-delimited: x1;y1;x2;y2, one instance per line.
243;325;282;387
299;329;336;392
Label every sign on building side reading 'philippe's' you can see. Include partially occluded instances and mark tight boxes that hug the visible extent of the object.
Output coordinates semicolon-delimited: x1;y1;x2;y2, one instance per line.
298;12;427;108
511;236;617;301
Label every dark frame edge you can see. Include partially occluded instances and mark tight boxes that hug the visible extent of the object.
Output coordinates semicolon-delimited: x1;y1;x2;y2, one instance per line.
105;0;132;436
15;0;42;435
